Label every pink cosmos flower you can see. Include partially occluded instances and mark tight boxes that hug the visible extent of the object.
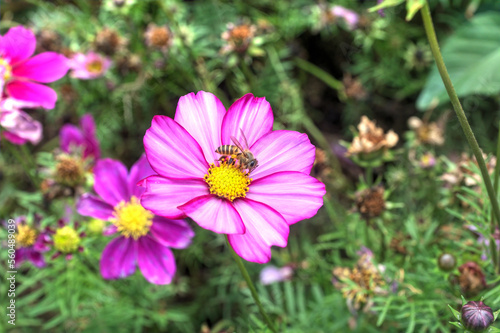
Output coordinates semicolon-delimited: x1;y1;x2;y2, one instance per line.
60;114;100;161
0;69;43;145
68;52;111;80
77;155;194;284
141;92;326;264
0;26;69;109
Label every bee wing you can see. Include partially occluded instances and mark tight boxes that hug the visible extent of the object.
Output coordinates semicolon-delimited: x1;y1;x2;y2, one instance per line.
239;129;250;149
230;135;246;152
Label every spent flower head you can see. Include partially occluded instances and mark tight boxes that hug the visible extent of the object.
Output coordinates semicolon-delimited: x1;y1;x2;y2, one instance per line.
144;24;173;53
221;22;257;54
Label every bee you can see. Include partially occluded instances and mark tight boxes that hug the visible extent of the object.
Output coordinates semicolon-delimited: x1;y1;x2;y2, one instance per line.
216;130;259;172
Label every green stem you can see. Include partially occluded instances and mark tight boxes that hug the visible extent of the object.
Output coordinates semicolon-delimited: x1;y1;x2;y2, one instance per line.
365;166;373;187
225;235;278;333
420;2;500;230
294;57;346;99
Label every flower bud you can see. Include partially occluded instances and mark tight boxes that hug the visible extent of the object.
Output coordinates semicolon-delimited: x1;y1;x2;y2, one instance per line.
461;301;494;332
438;253;456;272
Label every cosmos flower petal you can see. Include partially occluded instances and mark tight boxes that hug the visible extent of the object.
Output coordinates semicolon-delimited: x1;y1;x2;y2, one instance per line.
247;171;326;225
28;251;46;268
228;199;289;264
103;225;118;236
221;93;273;147
80;114;100;159
100;236;137;279
141;176;209;219
144;115;209;179
94;158;130;206
60;124;84;153
77;193;115;220
178;195;245;234
0;26;36;65
150;216;194;249
137;236;176;285
128;154;155;198
6;81;58;109
250;130;316;180
174;91;226;163
0;110;42;144
12;52;69;83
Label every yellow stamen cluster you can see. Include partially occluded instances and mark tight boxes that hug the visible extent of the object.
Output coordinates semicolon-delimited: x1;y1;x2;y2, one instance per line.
53;226;81;253
204;162;252;201
16;224;38;248
111;196;153;240
0;58;12;80
86;60;104;74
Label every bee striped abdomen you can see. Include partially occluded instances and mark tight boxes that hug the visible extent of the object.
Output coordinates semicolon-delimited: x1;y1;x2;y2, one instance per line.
216;145;240;155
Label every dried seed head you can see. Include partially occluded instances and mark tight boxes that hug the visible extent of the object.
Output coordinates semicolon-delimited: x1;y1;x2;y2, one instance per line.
458;262;487;297
94;28;125;56
36;30;62;53
55;155;85;187
144;24;172;51
356;186;385;219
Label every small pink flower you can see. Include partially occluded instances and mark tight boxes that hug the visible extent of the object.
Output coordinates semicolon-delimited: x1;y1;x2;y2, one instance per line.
331;6;359;30
60;114;100;161
260;265;293;285
9;216;51;268
141;92;326;264
77;156;194;285
68;52;111;80
0;26;69;109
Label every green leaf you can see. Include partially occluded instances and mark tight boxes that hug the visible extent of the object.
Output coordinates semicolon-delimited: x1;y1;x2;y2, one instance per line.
448;304;462;321
417;12;500;110
406;0;425;21
368;0;405;12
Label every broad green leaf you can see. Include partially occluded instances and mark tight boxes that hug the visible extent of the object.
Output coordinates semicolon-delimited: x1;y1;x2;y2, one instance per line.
406;0;425;21
417;12;500;110
368;0;405;12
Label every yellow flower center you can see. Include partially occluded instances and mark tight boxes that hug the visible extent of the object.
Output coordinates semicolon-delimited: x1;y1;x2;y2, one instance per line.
0;58;12;80
203;162;252;201
86;60;103;74
111;196;153;240
16;225;38;248
53;226;81;253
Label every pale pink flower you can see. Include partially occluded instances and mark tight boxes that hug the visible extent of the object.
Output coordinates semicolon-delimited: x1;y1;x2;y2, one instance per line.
68;52;111;80
331;6;359;30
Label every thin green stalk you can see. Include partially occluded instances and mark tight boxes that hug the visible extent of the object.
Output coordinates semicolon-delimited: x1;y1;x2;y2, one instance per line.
365;166;373;187
420;2;500;230
225;236;278;333
294;57;345;99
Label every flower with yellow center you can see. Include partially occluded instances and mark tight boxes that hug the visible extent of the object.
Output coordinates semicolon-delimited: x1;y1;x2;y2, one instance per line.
0;58;12;80
204;161;252;201
16;224;38;248
110;196;154;240
53;226;81;253
86;60;104;74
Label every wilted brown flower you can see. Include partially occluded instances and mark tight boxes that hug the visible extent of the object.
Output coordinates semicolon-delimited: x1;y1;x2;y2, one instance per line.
408;116;444;146
55;155;85;187
35;30;63;53
221;23;256;54
346;116;398;157
458;262;487;297
343;73;367;101
356;186;386;219
311;148;332;183
144;24;172;52
441;152;496;187
332;251;385;310
94;28;125;56
116;53;142;75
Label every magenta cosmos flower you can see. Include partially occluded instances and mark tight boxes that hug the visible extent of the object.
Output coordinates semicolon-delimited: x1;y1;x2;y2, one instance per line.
77;155;194;284
68;52;111;80
60;114;100;161
11;216;51;268
141;92;326;264
0;26;68;109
